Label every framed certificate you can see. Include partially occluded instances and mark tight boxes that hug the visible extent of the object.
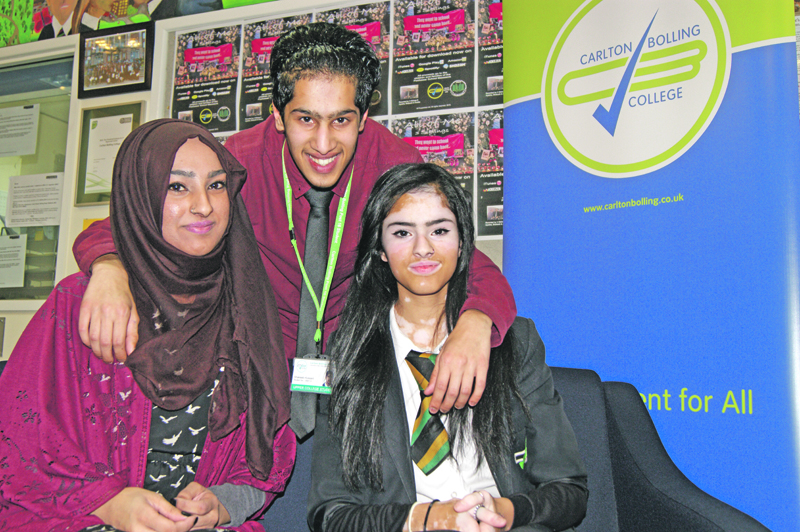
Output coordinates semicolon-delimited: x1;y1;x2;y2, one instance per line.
75;102;143;205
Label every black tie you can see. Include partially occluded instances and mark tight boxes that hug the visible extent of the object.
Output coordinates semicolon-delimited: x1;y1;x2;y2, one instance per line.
289;188;333;438
57;28;65;37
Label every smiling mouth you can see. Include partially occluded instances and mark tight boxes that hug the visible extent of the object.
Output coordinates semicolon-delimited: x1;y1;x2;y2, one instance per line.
310;155;336;165
308;154;339;171
186;221;214;234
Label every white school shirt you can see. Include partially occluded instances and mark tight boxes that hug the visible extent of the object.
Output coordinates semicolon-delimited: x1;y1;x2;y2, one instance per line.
389;305;501;502
80;13;99;30
50;14;72;37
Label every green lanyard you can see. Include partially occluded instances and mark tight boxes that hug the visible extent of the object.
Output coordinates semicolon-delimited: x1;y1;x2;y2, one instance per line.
282;141;353;349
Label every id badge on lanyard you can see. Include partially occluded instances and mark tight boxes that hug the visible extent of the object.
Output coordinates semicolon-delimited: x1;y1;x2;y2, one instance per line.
291;357;332;395
283;141;352;395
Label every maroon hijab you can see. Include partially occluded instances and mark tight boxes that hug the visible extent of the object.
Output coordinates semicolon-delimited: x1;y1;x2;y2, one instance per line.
110;118;290;480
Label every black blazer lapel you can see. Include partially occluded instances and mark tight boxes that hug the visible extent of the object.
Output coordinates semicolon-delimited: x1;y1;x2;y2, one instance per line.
383;362;417;502
487;432;524;496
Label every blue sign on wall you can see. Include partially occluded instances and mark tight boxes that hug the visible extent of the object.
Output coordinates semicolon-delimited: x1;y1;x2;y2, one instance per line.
505;1;800;530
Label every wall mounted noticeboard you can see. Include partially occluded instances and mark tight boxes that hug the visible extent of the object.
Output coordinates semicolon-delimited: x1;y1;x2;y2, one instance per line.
78;21;155;99
76;102;143;206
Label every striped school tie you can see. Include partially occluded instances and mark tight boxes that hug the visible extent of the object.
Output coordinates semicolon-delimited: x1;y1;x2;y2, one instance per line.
405;350;451;474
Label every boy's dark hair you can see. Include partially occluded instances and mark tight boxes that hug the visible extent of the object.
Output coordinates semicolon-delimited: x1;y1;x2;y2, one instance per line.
270;22;381;117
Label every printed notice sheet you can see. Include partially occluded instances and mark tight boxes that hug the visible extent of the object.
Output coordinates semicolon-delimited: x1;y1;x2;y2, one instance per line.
391;112;475;191
0;105;40;158
240;14;311;130
7;173;64;227
477;109;503;236
85;115;133;195
319;3;391;117
173;26;242;133
0;234;27;288
478;0;502;106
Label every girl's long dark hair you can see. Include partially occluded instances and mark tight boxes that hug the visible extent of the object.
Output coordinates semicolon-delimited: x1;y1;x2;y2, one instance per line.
328;163;519;491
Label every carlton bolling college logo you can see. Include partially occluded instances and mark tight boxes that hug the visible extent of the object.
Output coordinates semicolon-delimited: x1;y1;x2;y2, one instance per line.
542;0;730;177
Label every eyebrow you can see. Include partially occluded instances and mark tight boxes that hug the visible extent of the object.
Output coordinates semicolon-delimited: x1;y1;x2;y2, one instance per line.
170;169;226;178
290;108;359;120
386;218;456;228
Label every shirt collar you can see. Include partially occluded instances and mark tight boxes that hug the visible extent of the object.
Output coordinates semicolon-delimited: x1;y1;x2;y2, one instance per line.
389;304;447;363
80;13;100;29
51;14;71;35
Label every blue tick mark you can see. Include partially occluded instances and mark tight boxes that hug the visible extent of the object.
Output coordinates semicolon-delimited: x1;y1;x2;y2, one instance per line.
593;12;658;136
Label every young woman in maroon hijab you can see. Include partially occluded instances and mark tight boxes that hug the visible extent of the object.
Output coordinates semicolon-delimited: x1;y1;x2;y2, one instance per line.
0;119;293;532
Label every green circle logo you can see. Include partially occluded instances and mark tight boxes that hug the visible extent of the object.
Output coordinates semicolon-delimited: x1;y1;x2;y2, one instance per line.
542;0;730;177
199;109;213;124
450;80;468;97
427;83;444;99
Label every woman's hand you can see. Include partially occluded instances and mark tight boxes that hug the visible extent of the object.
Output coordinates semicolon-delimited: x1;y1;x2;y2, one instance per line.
452;491;513;532
427;309;493;413
91;487;195;532
174;481;231;529
405;492;513;532
79;254;140;364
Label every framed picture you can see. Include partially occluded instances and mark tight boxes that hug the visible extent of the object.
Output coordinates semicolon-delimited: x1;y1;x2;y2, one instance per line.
78;21;154;99
75;102;144;206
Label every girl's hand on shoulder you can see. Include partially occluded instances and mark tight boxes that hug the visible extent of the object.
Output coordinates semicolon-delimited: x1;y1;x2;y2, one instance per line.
91;487;195;532
174;481;231;529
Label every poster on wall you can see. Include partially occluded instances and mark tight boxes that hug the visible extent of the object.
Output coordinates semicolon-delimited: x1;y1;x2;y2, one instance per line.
26;0;275;43
0;0;33;46
36;0;151;40
392;0;476;114
240;14;311;130
172;25;241;133
504;1;799;530
477;0;502;106
4;0;280;47
476;108;502;236
32;0;75;41
391;112;475;191
318;2;391;117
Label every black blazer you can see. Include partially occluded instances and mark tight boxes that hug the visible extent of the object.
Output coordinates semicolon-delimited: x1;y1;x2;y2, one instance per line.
38;24;55;40
308;317;587;531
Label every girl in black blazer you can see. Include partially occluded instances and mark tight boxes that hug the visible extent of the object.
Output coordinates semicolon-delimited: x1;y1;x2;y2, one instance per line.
309;163;588;532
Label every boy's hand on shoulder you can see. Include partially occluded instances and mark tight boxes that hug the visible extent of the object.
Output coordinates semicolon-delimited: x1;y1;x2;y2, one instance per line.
79;254;139;364
427;309;492;413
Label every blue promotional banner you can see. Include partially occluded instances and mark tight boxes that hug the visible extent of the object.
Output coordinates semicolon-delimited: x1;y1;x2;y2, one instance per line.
504;1;800;530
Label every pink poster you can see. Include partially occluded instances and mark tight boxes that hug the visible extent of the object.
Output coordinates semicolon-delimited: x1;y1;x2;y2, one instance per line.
184;43;233;64
403;133;465;156
250;36;278;56
346;21;382;47
403;9;466;33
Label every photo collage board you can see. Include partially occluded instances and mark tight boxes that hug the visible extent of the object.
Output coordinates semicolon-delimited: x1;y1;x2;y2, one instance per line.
171;0;503;237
